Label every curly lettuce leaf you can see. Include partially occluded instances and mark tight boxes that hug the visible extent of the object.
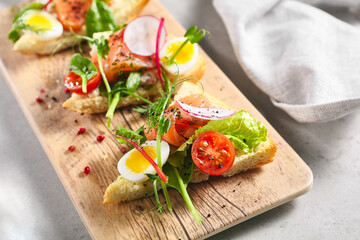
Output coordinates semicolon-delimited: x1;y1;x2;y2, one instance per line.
178;110;267;153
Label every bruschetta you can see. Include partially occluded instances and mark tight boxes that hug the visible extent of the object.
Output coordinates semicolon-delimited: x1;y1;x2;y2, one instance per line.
9;0;149;55
104;81;277;223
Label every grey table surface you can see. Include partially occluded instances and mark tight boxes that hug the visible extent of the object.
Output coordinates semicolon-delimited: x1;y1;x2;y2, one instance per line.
1;0;360;239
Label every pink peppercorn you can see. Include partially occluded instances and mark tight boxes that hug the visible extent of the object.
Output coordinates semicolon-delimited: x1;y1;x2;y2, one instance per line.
83;166;90;174
68;145;76;152
36;97;44;103
77;128;86;135
97;135;105;142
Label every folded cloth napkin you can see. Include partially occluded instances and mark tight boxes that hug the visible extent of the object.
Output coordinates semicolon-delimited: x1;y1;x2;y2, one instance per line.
213;0;360;122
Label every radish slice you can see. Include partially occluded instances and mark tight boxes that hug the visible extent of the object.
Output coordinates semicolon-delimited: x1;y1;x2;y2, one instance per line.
176;100;236;120
123;15;166;56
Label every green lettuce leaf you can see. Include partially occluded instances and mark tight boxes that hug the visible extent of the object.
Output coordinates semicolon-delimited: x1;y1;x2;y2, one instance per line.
178;110;267;153
85;0;117;37
163;148;202;224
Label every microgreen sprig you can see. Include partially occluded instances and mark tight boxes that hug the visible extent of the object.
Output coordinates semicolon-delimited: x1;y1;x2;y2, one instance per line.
166;26;210;66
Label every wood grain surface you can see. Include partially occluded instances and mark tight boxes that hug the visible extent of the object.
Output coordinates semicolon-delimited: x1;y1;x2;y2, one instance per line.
0;1;313;239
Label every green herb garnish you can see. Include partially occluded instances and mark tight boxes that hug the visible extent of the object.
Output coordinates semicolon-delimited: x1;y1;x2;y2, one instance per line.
85;0;117;37
105;71;145;127
163;147;201;224
178;110;268;153
166;26;210;66
69;53;98;94
133;105;149;114
8;2;45;43
116;125;147;147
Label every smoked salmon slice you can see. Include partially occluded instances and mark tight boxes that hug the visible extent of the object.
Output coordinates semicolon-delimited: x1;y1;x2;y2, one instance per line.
92;29;157;82
54;0;92;32
145;94;214;146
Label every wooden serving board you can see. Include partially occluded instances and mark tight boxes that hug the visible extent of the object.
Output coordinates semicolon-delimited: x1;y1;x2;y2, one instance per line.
0;1;313;239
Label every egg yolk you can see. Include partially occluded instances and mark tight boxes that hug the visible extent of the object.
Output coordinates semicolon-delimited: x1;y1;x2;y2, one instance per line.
125;146;157;173
165;40;194;65
26;14;53;32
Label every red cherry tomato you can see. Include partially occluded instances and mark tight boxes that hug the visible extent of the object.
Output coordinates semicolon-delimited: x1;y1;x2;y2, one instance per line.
64;71;101;95
191;131;235;176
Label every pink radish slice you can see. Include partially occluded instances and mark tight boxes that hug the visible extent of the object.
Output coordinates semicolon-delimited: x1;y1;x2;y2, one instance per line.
176;100;236;120
123;15;167;56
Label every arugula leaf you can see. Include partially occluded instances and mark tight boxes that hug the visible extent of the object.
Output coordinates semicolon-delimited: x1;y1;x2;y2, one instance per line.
167;150;187;168
8;2;45;43
163;154;193;188
178;110;268;153
69;53;98;94
116;125;147;146
85;0;117;37
163;148;202;224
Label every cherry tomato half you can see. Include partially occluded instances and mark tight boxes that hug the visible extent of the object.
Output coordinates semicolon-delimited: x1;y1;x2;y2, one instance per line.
64;71;101;95
191;131;235;176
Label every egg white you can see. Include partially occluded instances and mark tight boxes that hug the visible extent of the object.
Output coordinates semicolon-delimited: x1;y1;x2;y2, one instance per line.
160;37;198;75
21;10;63;41
117;140;170;183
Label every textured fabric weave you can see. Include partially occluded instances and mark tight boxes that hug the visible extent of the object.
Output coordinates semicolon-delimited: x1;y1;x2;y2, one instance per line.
213;0;360;122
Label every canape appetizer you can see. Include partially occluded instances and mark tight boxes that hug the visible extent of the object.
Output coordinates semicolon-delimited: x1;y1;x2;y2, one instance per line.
62;16;207;126
104;81;277;223
9;0;148;54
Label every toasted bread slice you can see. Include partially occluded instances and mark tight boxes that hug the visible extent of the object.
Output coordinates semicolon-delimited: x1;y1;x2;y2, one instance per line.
63;82;162;114
62;54;206;113
12;0;149;55
103;81;277;203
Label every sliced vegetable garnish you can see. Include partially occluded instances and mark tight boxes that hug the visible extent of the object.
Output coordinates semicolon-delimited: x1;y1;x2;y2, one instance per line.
115;135;168;184
42;0;53;10
178;110;268;153
176;100;236;120
123;15;166;56
166;25;210;66
155;18;165;90
191;131;235;175
64;70;101;94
